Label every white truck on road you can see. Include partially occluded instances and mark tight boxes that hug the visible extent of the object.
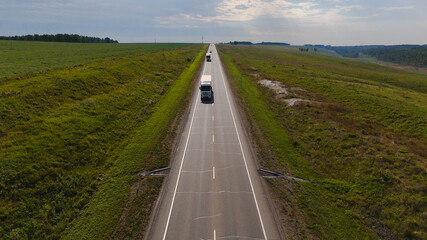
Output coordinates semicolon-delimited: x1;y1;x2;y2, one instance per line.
206;52;212;62
200;75;213;101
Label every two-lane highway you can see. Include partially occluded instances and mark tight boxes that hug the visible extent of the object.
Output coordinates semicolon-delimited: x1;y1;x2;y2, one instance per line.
146;44;281;240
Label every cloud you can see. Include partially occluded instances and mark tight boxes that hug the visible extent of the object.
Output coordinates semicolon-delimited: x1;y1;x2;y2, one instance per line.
382;5;414;12
156;0;361;25
371;5;415;17
1;0;425;44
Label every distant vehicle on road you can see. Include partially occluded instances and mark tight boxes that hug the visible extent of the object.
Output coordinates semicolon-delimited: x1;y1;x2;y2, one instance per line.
206;52;212;62
200;75;213;101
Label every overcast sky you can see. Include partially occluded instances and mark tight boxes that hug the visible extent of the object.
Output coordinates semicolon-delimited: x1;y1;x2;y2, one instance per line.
1;0;426;45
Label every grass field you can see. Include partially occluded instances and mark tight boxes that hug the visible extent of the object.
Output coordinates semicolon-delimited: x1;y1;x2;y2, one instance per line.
218;44;426;239
0;40;193;79
0;42;206;239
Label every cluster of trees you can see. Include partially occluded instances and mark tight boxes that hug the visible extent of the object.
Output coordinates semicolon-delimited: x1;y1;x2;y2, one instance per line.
228;41;290;46
229;41;253;45
0;34;118;43
257;42;290;46
308;44;427;68
299;48;317;52
328;46;365;58
305;44;332;48
364;45;427;68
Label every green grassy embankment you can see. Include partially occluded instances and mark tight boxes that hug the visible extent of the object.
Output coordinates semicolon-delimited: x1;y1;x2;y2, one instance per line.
64;45;206;240
218;44;426;240
0;40;192;78
0;43;206;239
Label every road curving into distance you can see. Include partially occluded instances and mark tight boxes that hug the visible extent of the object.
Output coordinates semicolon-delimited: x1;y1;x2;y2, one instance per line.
146;44;282;240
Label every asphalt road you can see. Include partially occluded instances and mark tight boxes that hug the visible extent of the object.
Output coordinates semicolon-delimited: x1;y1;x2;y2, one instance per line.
146;44;281;240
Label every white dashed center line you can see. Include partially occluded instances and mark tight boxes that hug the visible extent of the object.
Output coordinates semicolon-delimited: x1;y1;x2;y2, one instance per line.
213;167;215;179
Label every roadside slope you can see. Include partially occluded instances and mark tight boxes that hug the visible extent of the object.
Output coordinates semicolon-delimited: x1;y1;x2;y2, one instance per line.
64;45;206;239
218;44;426;240
0;44;206;239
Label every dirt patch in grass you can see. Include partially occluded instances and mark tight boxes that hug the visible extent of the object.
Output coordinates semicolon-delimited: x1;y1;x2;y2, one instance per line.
258;79;315;106
282;98;312;106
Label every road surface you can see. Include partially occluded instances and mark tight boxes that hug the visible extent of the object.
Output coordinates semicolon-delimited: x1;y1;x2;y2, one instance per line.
146;44;281;240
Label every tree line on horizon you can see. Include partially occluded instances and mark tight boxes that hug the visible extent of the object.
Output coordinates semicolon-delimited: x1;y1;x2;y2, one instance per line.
305;44;427;68
228;41;290;46
364;45;427;68
0;34;118;43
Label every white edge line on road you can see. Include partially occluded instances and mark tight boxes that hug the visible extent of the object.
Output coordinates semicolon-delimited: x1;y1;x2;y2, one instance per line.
162;59;206;240
213;166;215;179
212;135;215;143
214;229;216;240
217;45;268;240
